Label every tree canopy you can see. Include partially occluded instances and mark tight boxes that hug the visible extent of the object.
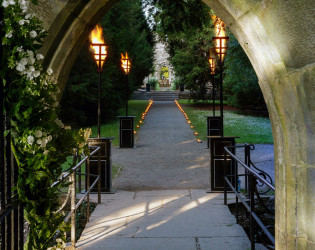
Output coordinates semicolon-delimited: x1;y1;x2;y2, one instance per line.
60;0;154;127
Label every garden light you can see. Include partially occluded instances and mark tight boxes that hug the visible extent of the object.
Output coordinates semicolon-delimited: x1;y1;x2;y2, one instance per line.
212;17;229;64
89;24;108;138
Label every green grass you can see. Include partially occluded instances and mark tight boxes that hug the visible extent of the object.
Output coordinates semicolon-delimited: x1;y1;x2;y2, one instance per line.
90;100;150;146
178;100;273;144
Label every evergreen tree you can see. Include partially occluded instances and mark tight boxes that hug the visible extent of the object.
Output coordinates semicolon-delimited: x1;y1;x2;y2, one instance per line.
60;0;154;127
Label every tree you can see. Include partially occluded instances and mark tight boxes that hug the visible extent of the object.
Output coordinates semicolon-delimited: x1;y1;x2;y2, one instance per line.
60;0;154;127
224;34;266;109
149;0;214;98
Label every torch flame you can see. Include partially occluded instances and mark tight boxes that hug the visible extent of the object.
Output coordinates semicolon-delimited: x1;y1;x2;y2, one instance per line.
121;52;131;74
90;24;107;68
212;16;228;62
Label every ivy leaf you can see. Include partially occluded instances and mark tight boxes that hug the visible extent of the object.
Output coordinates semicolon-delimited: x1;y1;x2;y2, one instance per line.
4;130;10;137
30;0;39;5
34;170;49;180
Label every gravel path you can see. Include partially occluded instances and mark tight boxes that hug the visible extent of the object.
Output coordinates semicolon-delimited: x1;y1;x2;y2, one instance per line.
112;101;275;191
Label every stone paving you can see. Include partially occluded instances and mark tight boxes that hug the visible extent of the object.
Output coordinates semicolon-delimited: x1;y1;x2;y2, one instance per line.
76;190;251;250
77;101;272;249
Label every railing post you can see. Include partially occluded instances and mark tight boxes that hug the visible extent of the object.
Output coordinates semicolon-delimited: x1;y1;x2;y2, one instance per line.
245;143;250;195
86;157;90;223
223;150;227;205
78;154;82;194
250;173;255;250
70;154;77;248
97;148;101;204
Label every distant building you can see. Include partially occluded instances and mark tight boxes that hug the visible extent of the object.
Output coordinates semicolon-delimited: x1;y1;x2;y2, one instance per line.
143;36;175;89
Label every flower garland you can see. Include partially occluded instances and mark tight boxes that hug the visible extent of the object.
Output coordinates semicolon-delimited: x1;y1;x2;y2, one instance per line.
1;0;90;249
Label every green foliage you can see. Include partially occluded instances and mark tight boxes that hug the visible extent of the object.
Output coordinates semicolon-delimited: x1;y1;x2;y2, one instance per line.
223;34;266;109
149;0;214;98
148;77;159;90
1;2;90;249
60;0;154;127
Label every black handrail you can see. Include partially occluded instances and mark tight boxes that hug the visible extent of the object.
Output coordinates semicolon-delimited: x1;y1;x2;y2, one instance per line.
52;145;102;248
224;144;275;250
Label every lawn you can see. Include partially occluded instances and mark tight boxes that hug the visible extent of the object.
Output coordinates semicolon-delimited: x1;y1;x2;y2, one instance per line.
61;100;150;172
178;100;273;144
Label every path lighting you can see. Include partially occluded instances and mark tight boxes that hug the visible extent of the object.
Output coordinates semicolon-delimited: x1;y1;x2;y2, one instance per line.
212;16;229;136
121;52;131;116
89;24;108;138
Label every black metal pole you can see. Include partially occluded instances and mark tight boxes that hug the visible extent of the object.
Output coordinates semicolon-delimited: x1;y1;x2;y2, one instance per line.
0;6;5;211
212;78;215;117
97;70;101;138
0;6;6;245
220;63;224;136
126;73;129;116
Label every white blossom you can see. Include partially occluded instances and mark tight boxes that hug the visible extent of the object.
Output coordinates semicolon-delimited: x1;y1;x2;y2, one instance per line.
19;57;28;66
27;50;34;58
2;1;9;7
20;1;29;12
17;46;23;52
47;68;53;75
5;31;13;38
27;135;34;145
35;130;42;138
16;63;25;72
36;139;42;145
56;238;62;243
54;118;64;128
65;126;71;130
29;30;37;38
43;150;49;155
9;0;15;5
19;19;25;25
47;135;52;141
28;66;35;72
33;71;40;78
36;54;44;60
40;138;48;148
25;13;31;19
28;57;35;65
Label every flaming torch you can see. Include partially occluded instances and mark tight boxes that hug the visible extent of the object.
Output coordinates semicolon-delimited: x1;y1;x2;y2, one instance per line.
212;17;229;64
212;16;229;136
121;52;131;116
89;24;108;138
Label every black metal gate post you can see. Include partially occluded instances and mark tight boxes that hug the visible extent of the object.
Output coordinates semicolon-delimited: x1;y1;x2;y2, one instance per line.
118;116;135;148
87;138;115;193
208;136;238;192
1;7;25;248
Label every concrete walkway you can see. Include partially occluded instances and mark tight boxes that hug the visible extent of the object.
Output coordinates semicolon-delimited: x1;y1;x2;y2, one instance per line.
76;190;250;250
77;101;271;249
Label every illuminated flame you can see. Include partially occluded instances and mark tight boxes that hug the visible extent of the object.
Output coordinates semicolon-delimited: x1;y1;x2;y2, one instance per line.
121;52;131;74
90;24;107;69
212;16;228;62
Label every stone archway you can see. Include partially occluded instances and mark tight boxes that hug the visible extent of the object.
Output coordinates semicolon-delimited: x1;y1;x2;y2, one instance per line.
30;0;315;248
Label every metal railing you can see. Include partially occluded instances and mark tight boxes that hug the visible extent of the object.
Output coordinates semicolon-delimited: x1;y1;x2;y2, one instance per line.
223;143;275;250
52;145;102;248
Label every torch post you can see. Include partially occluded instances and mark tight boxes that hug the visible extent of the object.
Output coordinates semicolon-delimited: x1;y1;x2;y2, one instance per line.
89;25;115;194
